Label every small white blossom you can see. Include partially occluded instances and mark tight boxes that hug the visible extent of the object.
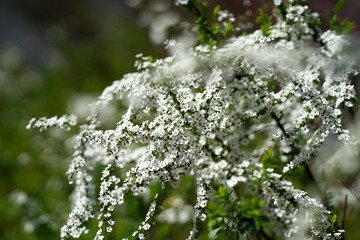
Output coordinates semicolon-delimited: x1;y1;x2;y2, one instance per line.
27;114;77;131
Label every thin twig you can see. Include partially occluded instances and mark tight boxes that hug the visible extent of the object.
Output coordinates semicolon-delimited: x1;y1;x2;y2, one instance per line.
343;184;360;202
259;228;273;240
271;113;323;200
342;194;348;229
303;162;323;200
271;113;290;139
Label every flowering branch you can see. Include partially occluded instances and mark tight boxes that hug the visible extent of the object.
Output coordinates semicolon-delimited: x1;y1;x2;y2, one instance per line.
28;0;359;239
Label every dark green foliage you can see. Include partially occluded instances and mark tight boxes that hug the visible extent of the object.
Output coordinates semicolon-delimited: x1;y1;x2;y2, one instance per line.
207;182;270;239
182;0;234;47
328;0;356;34
332;0;347;15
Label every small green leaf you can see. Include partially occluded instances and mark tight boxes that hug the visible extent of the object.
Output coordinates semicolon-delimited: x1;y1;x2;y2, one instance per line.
333;0;346;15
256;9;272;37
261;146;273;168
213;5;220;18
331;214;337;224
330;15;356;34
222;23;234;37
147;56;156;63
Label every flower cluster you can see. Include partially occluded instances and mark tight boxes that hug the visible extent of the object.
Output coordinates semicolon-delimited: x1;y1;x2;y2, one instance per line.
26;114;77;132
28;0;358;239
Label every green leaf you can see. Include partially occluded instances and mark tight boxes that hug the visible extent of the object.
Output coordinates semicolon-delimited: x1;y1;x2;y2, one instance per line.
222;23;234;37
331;214;337;224
256;9;272;37
213;5;220;18
330;15;356;34
333;0;346;15
147;56;156;63
261;146;273;168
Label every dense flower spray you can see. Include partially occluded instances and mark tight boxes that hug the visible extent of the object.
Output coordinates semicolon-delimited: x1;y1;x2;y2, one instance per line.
28;0;359;239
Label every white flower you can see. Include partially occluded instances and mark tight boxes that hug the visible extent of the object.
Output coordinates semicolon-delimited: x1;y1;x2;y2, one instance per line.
227;175;247;188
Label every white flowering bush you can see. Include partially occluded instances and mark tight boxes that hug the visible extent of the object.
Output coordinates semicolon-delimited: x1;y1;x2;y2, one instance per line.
28;0;359;239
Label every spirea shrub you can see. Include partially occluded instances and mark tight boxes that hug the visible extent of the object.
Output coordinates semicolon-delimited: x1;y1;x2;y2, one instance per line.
28;0;359;239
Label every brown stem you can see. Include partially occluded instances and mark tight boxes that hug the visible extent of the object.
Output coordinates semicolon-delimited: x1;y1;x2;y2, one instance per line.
259;228;273;240
342;194;348;230
348;107;355;120
271;114;323;200
303;162;323;200
343;184;360;202
271;113;290;139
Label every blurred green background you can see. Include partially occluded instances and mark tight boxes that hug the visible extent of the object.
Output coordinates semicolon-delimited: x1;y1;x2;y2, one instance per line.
1;0;360;239
0;0;158;239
